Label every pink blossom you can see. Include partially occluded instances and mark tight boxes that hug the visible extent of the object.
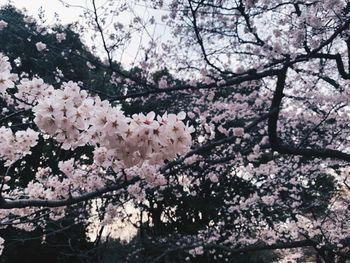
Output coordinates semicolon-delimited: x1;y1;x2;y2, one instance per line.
35;42;47;52
0;20;7;30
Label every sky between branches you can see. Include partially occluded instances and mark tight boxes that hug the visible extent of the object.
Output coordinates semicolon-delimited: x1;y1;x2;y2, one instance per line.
1;0;171;68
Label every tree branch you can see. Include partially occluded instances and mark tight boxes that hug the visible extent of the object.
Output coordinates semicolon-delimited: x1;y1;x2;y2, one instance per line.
268;67;350;162
0;177;139;209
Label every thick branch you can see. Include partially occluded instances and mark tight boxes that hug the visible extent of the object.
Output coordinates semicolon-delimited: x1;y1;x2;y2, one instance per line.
110;68;280;101
268;67;350;162
204;239;316;255
0;178;139;209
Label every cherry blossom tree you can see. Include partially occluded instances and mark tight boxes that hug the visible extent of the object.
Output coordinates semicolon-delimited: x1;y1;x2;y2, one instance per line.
1;0;350;262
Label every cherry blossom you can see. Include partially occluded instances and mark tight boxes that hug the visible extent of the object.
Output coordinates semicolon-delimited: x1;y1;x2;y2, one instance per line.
0;19;7;30
35;41;47;51
1;1;350;261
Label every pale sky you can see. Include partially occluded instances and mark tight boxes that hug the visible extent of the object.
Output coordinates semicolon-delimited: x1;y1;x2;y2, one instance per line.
0;0;170;67
0;0;84;24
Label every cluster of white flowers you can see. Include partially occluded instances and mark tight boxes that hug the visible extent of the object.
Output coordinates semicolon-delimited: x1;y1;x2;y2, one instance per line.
0;127;39;166
0;20;7;30
188;246;204;257
92;110;194;167
123;162;167;186
35;42;47;52
0;53;15;96
24;159;109;201
33;81;194;167
15;77;53;109
56;32;66;43
33;81;93;149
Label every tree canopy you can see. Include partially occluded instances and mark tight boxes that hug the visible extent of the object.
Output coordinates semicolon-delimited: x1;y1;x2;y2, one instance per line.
1;1;350;262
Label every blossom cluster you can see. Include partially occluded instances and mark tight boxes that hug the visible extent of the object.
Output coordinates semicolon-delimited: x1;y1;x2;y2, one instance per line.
14;77;53;109
0;53;15;96
92;110;194;168
56;32;66;43
0;20;7;30
33;81;194;168
0;127;39;166
35;42;47;52
24;160;108;201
